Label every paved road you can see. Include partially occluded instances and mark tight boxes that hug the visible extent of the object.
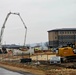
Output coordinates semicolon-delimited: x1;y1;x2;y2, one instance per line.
0;67;34;75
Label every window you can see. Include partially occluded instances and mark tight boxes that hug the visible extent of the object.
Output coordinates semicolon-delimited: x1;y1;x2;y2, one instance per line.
60;32;62;34
70;31;71;34
55;37;57;39
62;31;64;34
67;31;69;34
73;32;75;34
55;32;57;34
65;31;66;34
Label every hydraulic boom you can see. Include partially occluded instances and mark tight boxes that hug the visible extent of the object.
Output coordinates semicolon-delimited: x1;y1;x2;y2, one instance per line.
0;12;27;48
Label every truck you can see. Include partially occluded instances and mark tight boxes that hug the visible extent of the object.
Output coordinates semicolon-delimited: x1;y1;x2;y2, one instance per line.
0;12;27;52
50;56;61;64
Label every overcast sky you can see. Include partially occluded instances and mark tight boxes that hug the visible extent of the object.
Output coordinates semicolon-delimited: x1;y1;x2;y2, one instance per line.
0;0;76;45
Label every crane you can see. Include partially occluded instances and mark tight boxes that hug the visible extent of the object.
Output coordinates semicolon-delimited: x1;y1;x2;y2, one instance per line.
0;12;27;49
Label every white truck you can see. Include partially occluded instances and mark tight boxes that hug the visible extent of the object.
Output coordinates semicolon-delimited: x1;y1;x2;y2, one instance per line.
50;56;61;64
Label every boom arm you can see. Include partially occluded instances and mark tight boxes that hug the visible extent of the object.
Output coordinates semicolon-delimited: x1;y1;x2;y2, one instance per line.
0;12;11;48
0;12;27;48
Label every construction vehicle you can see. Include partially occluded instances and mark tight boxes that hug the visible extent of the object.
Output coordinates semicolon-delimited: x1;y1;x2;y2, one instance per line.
56;43;76;62
0;12;27;52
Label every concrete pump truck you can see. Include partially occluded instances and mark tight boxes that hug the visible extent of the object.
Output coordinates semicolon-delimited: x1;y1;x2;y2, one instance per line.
0;12;27;53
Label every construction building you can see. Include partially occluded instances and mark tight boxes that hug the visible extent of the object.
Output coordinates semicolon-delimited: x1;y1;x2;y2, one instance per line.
48;28;76;48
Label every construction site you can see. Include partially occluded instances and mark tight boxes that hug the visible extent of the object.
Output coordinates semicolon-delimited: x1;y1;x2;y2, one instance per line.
0;12;76;75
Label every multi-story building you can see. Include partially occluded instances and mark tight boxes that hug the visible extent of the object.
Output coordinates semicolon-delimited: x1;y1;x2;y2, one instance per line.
48;28;76;48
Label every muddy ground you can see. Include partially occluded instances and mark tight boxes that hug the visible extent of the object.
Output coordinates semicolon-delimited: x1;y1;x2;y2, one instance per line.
0;53;76;75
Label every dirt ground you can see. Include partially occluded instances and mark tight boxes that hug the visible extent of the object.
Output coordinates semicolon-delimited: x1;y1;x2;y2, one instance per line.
0;61;76;75
0;61;45;75
0;53;76;75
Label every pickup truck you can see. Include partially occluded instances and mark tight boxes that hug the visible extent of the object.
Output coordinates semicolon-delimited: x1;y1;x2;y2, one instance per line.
50;56;61;64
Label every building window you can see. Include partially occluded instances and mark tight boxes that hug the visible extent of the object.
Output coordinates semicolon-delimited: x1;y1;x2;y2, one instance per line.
55;37;57;39
55;32;57;34
60;31;64;34
73;32;75;34
65;31;66;34
70;32;71;34
67;31;69;34
62;32;64;34
60;32;62;34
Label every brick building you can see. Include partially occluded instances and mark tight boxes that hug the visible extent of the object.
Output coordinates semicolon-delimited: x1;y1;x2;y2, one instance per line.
48;28;76;48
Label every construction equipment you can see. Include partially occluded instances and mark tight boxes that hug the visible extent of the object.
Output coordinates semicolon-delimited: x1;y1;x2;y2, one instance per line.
56;44;76;62
0;12;27;50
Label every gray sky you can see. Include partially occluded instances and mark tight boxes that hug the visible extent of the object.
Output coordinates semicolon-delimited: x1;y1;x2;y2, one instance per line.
0;0;76;45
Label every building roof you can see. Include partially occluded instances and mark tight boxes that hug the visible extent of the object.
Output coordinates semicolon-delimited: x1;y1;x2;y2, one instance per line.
48;28;76;32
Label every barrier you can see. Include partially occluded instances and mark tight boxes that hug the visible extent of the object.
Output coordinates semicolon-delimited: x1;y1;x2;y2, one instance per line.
20;58;32;63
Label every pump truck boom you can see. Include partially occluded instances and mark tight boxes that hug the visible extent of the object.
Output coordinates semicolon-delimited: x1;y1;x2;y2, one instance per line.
0;12;27;49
